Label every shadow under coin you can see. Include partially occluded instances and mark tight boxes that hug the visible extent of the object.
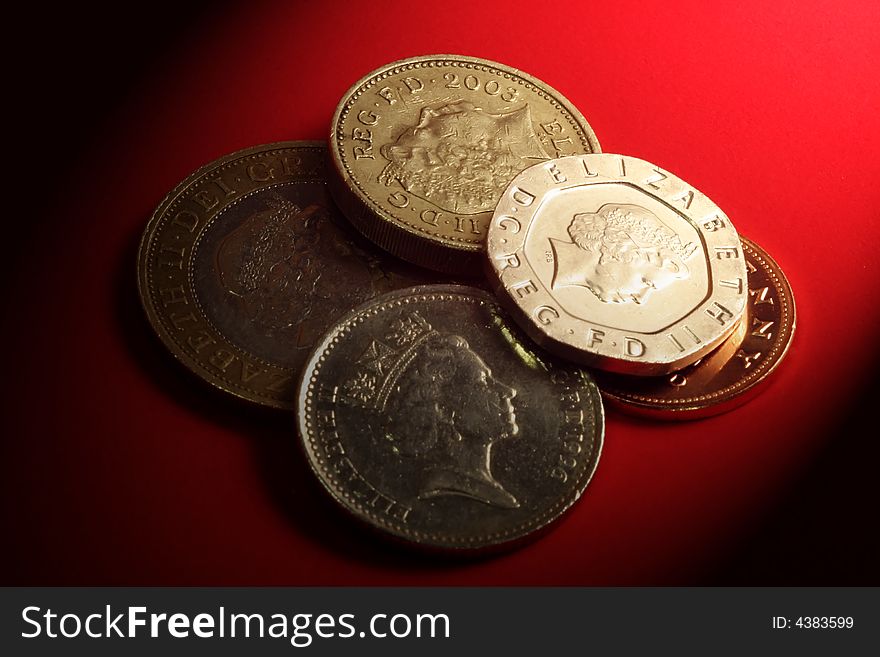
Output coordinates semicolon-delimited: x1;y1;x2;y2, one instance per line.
115;225;480;576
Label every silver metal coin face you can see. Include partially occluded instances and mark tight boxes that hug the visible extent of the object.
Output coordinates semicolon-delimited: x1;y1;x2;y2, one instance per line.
485;154;748;375
594;236;797;419
297;285;604;550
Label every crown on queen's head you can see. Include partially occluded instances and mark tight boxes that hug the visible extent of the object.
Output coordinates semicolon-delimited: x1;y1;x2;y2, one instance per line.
341;312;439;411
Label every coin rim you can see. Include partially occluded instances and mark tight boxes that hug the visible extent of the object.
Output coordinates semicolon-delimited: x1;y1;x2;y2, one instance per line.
328;54;602;268
296;284;605;550
136;140;326;410
484;153;748;375
598;236;797;418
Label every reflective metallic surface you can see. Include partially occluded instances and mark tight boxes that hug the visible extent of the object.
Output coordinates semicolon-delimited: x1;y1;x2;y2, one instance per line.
486;153;748;375
329;55;601;273
297;285;604;550
137;142;437;409
596;237;795;418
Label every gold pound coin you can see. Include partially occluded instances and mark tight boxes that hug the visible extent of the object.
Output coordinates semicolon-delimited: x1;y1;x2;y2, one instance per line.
485;153;748;375
137;142;437;409
329;54;601;274
594;237;796;418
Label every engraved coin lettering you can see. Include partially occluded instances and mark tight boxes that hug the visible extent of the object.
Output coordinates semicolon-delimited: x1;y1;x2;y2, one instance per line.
750;286;774;305
357;110;379;125
496;216;522;233
511;187;536;206
494;251;521;271
330;55;601;273
594;237;796;418
624;337;646;357
548;163;567;184
645;170;667;189
298;285;604;550
735;349;762;369
388;192;409;208
454;216;481;235
751;317;774;339
138;142;439;409
486;153;748;375
535;305;560;324
715;246;739;259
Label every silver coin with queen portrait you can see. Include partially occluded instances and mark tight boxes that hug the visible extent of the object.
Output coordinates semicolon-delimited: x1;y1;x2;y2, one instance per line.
486;154;748;375
297;285;604;550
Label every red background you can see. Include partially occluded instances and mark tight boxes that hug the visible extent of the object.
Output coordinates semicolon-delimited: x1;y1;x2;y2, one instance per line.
4;0;879;585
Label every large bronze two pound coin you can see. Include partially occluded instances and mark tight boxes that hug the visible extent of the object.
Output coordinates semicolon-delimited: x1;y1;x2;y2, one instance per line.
329;55;601;273
137;142;435;409
297;285;604;550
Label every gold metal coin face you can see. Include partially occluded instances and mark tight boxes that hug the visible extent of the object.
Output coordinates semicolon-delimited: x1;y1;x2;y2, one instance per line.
297;285;604;550
329;54;601;273
485;154;748;375
595;237;796;418
137;142;436;409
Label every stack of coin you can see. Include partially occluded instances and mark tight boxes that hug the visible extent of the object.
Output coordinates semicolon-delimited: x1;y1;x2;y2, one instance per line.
138;54;795;550
327;55;601;274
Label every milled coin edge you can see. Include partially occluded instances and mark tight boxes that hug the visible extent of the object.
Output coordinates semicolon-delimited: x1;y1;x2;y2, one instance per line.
597;236;797;418
484;153;748;375
295;284;605;550
327;54;602;267
136;140;327;410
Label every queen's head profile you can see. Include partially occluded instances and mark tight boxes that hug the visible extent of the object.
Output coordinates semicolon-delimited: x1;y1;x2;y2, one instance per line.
377;100;549;215
214;194;385;344
342;313;520;509
550;203;697;305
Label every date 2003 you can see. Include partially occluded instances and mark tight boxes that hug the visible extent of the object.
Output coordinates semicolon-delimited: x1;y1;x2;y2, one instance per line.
772;617;854;629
